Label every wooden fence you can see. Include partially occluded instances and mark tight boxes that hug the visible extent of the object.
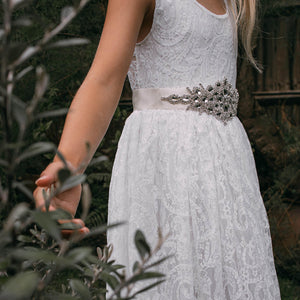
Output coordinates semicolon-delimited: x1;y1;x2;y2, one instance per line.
254;11;300;126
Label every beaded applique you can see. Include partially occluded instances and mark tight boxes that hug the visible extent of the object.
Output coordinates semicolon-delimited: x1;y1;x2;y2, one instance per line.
161;78;239;124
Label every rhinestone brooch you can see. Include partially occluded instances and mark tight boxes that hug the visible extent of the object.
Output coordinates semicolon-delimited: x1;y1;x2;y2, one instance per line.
161;78;239;125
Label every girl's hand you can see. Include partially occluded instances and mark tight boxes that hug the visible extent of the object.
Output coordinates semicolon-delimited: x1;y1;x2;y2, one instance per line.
33;161;89;238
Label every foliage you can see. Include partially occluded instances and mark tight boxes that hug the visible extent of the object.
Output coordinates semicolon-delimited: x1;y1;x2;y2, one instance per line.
0;202;170;299
0;0;169;298
0;0;298;297
277;275;300;300
250;0;300;290
261;0;300;17
0;0;118;233
0;0;94;209
262;119;300;284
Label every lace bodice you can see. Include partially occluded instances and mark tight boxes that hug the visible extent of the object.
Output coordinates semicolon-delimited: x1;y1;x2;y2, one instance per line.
128;0;238;90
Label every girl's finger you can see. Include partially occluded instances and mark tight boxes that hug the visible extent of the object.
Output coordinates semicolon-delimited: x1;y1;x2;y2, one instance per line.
35;161;66;187
33;187;48;209
35;175;53;186
61;226;89;239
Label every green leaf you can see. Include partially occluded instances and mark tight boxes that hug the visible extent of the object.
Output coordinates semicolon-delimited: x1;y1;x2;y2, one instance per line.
13;17;32;27
93;259;125;273
11;96;27;129
46;38;90;49
55;150;69;168
59;222;82;230
10;0;28;9
132;261;140;273
58;168;72;184
110;264;125;271
13;247;73;268
100;272;120;290
32;66;49;101
17;235;33;243
128;272;165;284
42;188;50;211
59;174;86;193
32;211;61;242
61;6;75;21
4;203;29;231
69;279;91;299
66;247;92;263
89;155;109;167
81;183;91;221
35;108;68;119
0;271;39;299
15;66;34;81
83;221;126;238
83;268;94;278
13;46;37;67
97;247;103;259
16;142;55;163
98;262;126;275
134;230;151;260
14;247;50;261
49;208;73;221
145;255;173;270
132;279;166;297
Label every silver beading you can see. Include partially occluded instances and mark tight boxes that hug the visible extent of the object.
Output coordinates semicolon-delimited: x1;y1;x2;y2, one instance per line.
161;78;239;124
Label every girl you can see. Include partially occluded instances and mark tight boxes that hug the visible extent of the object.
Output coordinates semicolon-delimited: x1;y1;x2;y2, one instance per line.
34;0;281;298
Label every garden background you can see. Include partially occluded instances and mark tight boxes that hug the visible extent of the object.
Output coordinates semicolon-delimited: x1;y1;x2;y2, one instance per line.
0;0;299;299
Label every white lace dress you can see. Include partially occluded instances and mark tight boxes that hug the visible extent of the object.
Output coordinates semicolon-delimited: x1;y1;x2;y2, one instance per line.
106;0;281;299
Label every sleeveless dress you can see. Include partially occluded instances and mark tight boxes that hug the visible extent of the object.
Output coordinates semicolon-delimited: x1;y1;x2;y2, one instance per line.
106;0;281;299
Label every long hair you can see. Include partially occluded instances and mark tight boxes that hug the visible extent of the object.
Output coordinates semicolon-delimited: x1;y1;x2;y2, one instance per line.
227;0;263;73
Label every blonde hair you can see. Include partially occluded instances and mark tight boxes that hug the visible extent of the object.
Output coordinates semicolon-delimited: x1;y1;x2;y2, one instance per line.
227;0;263;73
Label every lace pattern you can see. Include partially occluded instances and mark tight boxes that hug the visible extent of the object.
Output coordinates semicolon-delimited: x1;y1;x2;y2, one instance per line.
107;0;281;298
128;0;237;90
107;111;281;299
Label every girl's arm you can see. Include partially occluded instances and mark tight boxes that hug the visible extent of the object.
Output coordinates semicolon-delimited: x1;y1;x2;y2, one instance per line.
34;0;154;218
54;0;153;170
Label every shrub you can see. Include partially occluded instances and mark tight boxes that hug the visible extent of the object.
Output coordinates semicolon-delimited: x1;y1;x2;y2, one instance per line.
0;1;169;298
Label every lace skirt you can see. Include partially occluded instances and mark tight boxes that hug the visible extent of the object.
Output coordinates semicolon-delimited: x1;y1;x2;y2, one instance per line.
106;87;281;300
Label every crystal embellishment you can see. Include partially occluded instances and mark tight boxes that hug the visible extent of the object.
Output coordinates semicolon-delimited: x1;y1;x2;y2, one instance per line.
161;78;239;124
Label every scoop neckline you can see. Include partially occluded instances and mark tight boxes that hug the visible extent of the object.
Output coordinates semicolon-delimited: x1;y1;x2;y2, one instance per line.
192;0;229;18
